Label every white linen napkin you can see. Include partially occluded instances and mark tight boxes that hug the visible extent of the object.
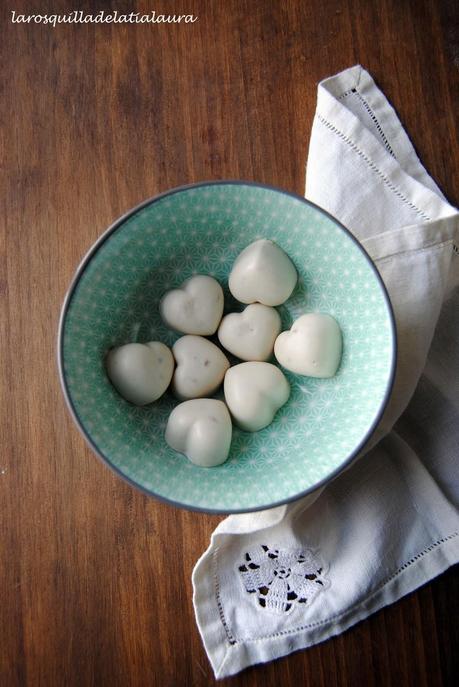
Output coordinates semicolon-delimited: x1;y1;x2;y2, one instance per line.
192;65;459;679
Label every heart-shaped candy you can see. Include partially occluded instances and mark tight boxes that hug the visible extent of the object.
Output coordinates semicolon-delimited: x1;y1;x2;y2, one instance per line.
159;275;224;335
224;362;290;432
218;304;281;361
106;341;174;405
165;399;232;467
172;335;230;400
228;239;297;306
274;313;342;377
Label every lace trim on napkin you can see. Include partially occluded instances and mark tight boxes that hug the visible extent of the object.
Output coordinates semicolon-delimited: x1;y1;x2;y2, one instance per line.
238;544;330;615
216;531;458;645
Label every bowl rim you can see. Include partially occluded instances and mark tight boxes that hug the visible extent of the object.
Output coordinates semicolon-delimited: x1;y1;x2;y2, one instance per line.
57;179;397;514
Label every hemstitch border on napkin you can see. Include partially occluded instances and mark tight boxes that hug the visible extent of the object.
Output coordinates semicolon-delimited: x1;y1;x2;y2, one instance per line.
338;88;396;158
316;114;431;222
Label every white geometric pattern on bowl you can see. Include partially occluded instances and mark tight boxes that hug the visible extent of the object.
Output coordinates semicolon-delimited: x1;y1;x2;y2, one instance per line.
59;182;396;513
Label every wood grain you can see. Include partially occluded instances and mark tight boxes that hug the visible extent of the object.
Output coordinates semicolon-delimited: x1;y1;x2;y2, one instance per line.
1;0;458;685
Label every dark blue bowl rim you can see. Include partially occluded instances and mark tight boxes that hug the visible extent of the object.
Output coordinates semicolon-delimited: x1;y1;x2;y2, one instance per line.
57;180;397;515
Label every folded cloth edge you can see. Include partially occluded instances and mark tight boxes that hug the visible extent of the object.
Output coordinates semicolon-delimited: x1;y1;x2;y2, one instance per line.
193;533;459;678
308;66;456;225
192;65;459;679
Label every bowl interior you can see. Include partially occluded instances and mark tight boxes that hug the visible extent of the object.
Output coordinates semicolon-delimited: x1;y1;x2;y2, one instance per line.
61;182;395;512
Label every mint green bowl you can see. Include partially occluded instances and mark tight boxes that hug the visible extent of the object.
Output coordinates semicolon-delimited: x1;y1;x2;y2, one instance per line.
58;182;396;513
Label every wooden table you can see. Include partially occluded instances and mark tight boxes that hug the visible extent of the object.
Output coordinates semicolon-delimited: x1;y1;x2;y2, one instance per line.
2;1;458;685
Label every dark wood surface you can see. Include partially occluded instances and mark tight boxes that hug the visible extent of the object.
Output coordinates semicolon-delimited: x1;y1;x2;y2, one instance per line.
2;1;458;685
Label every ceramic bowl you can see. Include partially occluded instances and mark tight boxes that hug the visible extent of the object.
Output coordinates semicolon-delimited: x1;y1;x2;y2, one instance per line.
58;181;396;513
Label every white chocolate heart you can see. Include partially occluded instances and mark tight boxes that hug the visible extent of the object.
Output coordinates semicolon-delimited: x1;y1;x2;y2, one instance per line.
159;275;224;335
172;335;230;400
165;399;232;467
106;342;174;406
224;362;290;432
274;313;342;377
218;304;281;361
228;239;297;306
